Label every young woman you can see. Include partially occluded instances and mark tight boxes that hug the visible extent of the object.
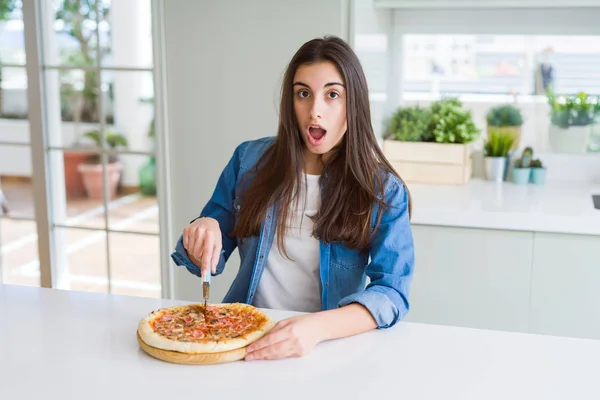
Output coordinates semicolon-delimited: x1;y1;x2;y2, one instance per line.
171;35;415;361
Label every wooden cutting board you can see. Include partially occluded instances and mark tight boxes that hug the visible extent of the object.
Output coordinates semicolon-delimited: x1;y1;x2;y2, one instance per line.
137;332;247;365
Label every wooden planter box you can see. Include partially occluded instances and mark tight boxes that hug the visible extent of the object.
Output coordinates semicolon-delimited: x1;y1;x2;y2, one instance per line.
383;140;473;185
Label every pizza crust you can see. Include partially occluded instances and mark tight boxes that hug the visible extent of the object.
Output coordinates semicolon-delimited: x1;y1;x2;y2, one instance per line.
137;332;249;364
137;303;275;354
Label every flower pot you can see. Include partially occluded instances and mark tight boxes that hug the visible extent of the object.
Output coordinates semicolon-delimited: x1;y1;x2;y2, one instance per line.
383;140;473;185
549;124;591;153
77;161;123;199
512;168;531;185
484;156;508;182
531;168;547;185
63;151;89;197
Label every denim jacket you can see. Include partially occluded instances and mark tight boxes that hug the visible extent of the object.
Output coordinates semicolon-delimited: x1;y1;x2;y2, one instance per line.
171;136;415;329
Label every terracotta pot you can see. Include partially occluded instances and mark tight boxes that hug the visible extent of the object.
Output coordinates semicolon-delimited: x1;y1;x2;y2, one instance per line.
77;161;123;199
63;151;89;197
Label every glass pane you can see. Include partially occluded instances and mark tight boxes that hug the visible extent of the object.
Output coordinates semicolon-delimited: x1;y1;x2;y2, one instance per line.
0;219;40;287
108;154;158;234
0;66;29;124
0;1;25;64
45;68;124;148
57;227;108;294
532;36;600;95
48;0;105;67
403;34;528;95
109;232;161;298
57;68;104;127
0;160;35;220
42;68;103;150
102;70;155;153
100;0;153;69
402;34;600;96
49;149;107;230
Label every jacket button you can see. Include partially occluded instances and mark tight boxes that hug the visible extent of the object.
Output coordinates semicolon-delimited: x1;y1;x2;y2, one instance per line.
325;282;329;287
259;254;264;259
236;204;241;210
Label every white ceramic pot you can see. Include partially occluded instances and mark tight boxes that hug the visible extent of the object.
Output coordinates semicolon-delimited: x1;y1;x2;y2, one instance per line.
549;124;591;153
484;157;508;182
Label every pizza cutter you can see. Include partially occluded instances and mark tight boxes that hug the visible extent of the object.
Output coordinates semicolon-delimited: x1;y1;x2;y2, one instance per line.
202;271;211;317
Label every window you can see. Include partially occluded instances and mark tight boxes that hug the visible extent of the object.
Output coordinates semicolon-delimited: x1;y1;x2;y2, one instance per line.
0;0;170;297
403;34;600;96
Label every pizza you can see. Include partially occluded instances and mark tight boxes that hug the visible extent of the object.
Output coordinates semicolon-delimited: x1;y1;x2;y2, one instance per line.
137;303;274;354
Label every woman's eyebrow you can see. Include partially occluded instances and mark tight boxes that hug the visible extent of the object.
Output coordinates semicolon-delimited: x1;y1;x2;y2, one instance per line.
293;81;345;88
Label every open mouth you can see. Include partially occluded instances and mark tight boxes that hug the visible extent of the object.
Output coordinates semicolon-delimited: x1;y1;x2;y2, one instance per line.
307;125;327;146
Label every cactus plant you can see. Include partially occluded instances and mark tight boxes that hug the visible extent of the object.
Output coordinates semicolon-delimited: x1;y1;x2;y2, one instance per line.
530;159;544;168
530;158;547;184
514;147;533;168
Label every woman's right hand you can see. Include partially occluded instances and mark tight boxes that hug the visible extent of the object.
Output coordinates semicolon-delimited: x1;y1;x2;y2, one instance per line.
182;217;222;276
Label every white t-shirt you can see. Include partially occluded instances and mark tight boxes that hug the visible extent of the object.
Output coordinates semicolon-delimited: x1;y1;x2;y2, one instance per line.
252;173;322;313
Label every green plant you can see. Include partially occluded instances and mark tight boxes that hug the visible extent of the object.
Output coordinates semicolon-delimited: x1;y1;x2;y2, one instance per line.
547;90;598;128
56;1;111;123
486;104;524;127
484;129;515;157
514;147;533;168
428;98;480;144
530;159;544;168
0;0;17;19
389;105;432;142
82;129;128;164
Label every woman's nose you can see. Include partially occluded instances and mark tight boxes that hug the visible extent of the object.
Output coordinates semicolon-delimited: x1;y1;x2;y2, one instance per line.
309;99;323;120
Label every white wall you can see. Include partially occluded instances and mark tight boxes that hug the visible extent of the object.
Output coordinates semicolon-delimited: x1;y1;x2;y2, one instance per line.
164;0;351;302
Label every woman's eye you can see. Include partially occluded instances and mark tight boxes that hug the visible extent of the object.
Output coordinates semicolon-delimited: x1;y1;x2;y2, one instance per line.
328;92;340;99
298;90;309;98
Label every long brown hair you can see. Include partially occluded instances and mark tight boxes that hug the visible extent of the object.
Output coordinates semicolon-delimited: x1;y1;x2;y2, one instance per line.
231;36;411;256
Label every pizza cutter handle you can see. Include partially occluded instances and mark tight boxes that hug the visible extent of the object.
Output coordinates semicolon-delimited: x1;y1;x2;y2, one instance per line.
202;273;210;308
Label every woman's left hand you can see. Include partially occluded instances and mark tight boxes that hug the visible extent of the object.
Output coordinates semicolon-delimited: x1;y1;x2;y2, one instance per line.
244;314;324;361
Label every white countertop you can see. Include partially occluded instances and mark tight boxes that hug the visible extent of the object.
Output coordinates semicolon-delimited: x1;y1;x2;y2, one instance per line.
1;285;600;400
408;179;600;236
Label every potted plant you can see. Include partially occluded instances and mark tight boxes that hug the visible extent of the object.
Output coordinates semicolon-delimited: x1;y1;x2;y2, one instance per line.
511;147;533;185
547;90;597;153
77;129;128;199
486;104;524;151
389;105;432;142
383;98;481;185
483;128;515;182
139;116;157;196
530;159;547;185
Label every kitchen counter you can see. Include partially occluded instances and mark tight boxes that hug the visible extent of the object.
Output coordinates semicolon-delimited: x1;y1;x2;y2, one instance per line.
408;179;600;236
1;284;599;400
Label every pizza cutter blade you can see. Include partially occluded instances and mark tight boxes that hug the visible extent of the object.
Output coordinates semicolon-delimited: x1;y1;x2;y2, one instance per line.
202;272;211;317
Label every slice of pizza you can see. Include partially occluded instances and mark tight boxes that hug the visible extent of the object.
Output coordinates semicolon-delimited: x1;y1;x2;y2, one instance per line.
137;303;275;354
